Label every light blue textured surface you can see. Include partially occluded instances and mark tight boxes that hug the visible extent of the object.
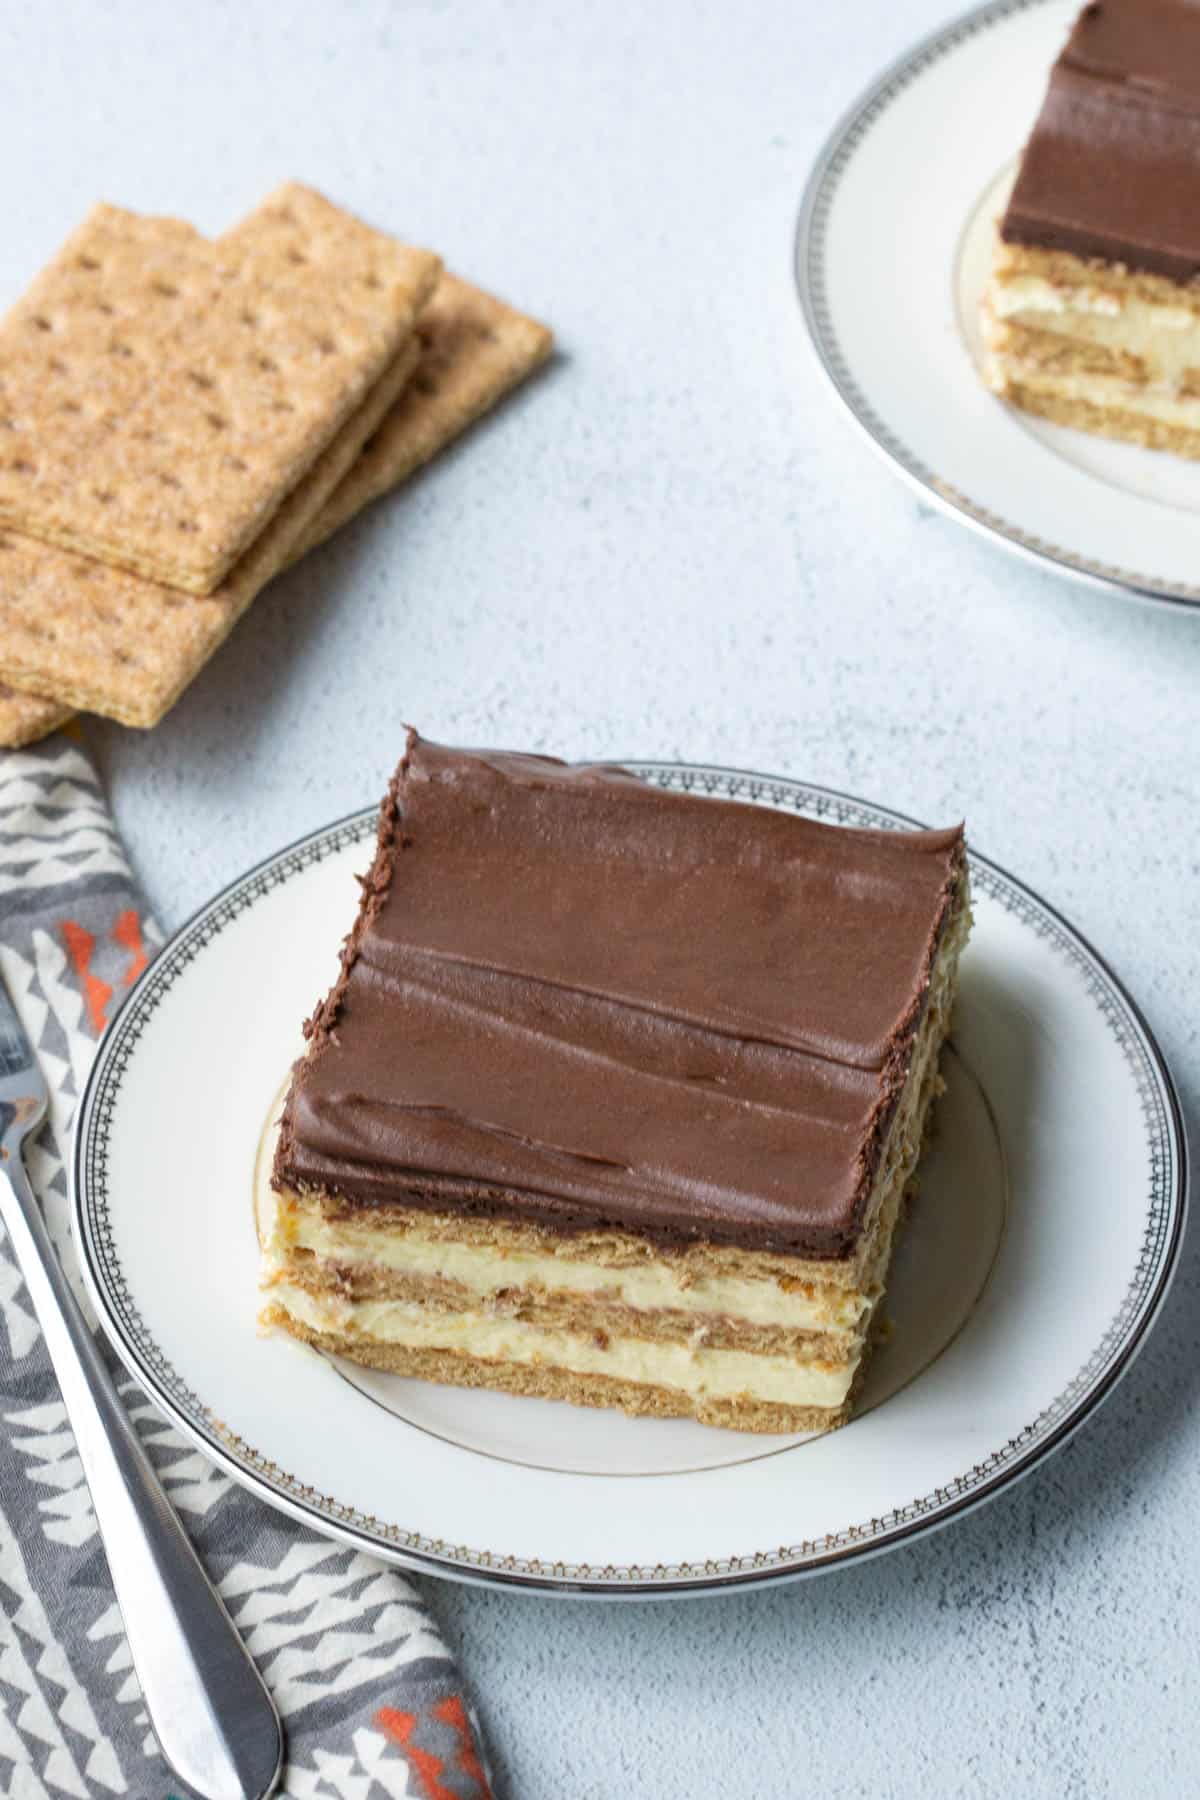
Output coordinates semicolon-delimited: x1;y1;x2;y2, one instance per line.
5;2;1197;1794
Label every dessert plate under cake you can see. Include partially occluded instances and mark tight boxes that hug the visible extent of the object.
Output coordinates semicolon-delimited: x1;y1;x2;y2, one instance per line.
70;765;1185;1595
796;0;1200;609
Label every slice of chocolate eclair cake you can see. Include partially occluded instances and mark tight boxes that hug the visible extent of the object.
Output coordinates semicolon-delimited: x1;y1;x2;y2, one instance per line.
983;0;1200;458
261;731;970;1435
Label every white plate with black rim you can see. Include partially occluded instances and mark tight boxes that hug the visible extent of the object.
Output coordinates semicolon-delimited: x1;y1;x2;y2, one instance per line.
796;0;1200;611
72;764;1186;1597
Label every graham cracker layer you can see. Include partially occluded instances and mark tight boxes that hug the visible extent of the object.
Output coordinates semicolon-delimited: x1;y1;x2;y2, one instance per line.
985;317;1148;383
263;1260;857;1361
260;1309;853;1435
0;194;439;592
292;272;552;557
0;334;420;726
299;1193;875;1294
997;381;1200;459
0;685;72;749
993;239;1200;315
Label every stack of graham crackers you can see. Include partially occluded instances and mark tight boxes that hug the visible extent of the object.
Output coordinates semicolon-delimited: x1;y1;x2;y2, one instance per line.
0;184;552;748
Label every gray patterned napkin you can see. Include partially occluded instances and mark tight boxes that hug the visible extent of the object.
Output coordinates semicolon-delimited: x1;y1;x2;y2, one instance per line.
0;735;493;1800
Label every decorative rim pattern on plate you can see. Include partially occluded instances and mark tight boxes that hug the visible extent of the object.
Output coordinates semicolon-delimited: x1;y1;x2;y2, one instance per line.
794;0;1200;613
73;767;1188;1596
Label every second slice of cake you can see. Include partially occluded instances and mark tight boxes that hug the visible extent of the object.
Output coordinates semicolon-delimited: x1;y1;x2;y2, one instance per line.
982;0;1200;458
261;732;970;1435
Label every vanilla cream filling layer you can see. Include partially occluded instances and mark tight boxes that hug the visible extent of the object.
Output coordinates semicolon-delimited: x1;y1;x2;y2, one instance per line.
267;1207;871;1334
990;360;1200;426
270;1281;856;1410
988;278;1200;386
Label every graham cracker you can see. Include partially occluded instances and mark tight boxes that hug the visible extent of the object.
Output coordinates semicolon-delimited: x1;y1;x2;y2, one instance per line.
0;199;550;737
217;191;552;552
291;271;552;557
0;685;72;749
0;335;420;727
0;195;440;592
0;268;550;739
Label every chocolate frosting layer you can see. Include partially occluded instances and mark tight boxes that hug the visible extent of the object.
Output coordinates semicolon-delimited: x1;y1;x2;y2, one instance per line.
1002;0;1200;280
274;733;965;1258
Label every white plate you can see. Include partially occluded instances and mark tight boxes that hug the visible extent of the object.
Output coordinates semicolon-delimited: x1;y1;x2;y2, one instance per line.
73;766;1186;1596
795;0;1200;610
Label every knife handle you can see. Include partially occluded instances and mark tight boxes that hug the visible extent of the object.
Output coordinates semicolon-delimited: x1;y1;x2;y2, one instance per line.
0;1161;283;1800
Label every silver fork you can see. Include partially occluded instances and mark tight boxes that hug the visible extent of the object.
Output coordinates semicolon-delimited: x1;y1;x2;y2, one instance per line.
0;972;283;1800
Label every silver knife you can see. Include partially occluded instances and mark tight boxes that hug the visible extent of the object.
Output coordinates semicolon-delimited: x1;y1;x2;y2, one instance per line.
0;970;283;1800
